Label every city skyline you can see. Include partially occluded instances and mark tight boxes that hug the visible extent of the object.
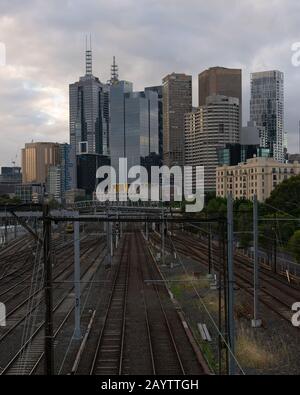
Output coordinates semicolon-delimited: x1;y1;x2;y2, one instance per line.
1;0;300;166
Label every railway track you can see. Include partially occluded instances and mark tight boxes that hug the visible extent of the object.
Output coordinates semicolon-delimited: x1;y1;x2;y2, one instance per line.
136;234;186;375
0;238;98;317
154;231;300;326
0;240;103;374
87;232;207;376
0;237;106;375
90;235;129;375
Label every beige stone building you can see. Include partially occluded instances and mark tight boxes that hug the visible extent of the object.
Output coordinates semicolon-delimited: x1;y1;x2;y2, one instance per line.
216;157;300;202
22;142;60;184
184;95;240;192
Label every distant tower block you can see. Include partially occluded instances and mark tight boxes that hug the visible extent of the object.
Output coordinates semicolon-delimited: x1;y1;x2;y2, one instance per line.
110;56;119;84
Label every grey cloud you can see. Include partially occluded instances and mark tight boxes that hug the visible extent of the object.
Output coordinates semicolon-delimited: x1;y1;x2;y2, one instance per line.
0;0;300;166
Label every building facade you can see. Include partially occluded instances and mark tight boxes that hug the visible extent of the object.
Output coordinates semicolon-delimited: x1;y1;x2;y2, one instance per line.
288;153;300;163
47;165;62;201
198;67;242;128
110;81;160;179
59;143;75;194
145;85;163;165
216;157;300;202
0;167;22;183
217;144;270;167
69;49;109;158
0;167;22;196
240;121;260;145
21;142;60;184
45;143;75;202
250;70;284;162
77;154;110;197
69;50;111;197
185;95;240;192
163;73;192;168
16;183;45;203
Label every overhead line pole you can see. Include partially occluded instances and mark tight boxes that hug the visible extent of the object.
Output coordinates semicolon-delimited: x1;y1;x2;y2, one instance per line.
74;211;81;340
43;204;54;375
252;195;262;328
227;193;235;375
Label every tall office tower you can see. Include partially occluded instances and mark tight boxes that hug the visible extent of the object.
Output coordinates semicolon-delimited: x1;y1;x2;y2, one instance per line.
21;142;60;184
59;143;75;194
69;46;110;194
184;96;240;192
198;67;242;128
110;81;159;180
162;73;192;167
69;46;110;157
46;144;76;202
145;85;163;165
250;70;284;162
47;165;62;201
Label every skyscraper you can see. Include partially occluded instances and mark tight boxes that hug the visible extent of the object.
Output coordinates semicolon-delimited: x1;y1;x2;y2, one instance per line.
69;47;109;157
163;73;192;168
145;85;163;165
109;81;160;178
59;143;75;194
21;142;60;184
47;165;62;201
198;67;242;128
47;143;75;201
185;96;240;192
250;70;284;162
69;45;111;195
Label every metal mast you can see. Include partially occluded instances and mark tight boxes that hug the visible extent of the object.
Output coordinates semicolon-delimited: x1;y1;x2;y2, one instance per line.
85;34;92;76
110;56;119;84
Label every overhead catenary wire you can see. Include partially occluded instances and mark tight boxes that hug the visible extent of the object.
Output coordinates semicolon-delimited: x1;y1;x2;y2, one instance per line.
160;229;246;375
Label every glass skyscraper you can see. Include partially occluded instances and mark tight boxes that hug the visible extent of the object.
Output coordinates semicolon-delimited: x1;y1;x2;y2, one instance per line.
145;86;163;165
250;70;284;163
69;75;109;157
110;81;160;180
59;143;75;193
69;49;110;194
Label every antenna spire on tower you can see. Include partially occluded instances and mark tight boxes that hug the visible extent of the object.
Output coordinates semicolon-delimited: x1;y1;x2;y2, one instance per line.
110;56;119;84
85;34;92;76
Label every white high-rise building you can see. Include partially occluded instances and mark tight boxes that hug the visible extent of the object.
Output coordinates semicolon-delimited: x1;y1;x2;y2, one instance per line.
250;70;284;162
184;95;240;192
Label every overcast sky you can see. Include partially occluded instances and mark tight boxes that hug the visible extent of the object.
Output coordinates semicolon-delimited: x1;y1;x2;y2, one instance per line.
0;0;300;167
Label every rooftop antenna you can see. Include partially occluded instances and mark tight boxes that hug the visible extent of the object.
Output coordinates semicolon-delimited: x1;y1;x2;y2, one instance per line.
110;56;119;84
85;34;92;76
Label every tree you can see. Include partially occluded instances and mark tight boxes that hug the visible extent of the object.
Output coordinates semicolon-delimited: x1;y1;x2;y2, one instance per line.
266;175;300;217
206;197;227;217
0;195;21;205
288;230;300;264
